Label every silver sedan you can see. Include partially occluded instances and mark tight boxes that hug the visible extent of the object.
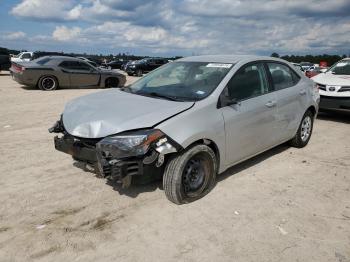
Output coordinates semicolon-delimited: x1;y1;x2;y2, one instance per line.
50;55;320;204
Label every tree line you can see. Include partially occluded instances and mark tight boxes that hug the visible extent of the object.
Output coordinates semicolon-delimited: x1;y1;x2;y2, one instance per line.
271;53;348;66
1;46;347;66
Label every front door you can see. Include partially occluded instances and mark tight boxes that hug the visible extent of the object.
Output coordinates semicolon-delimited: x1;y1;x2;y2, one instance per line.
59;61;100;87
220;62;278;166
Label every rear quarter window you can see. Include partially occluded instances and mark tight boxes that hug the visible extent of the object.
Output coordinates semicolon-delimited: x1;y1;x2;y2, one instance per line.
267;62;300;90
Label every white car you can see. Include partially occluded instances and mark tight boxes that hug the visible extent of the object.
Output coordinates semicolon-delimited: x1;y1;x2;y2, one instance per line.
10;52;33;63
312;58;350;111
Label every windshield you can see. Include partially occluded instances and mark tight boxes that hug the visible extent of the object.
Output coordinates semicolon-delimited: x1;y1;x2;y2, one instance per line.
125;61;232;101
328;60;350;75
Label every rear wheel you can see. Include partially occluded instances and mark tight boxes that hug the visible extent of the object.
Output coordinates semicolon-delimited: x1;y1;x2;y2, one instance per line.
38;76;58;91
105;77;119;88
289;110;314;148
163;144;217;204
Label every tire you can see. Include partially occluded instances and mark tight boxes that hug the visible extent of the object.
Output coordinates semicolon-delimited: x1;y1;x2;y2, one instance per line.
163;144;217;204
105;77;119;88
289;110;314;148
127;72;133;76
136;69;143;77
38;76;58;91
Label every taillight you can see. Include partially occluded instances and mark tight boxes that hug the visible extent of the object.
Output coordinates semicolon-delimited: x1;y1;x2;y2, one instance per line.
11;63;25;72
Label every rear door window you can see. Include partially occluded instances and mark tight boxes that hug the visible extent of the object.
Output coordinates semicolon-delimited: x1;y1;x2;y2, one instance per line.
226;63;269;101
267;63;300;90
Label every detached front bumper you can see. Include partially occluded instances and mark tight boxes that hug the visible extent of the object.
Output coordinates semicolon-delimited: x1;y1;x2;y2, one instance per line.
53;131;178;186
320;95;350;111
54;135;147;179
54;136;97;164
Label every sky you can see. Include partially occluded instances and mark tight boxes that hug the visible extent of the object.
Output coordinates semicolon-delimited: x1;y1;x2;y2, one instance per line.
0;0;349;57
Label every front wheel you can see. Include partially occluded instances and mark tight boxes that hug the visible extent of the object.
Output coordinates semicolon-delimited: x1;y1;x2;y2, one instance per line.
38;76;58;91
289;110;314;148
163;144;217;204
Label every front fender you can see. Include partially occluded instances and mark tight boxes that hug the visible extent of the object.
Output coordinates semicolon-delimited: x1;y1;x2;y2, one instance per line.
156;102;227;173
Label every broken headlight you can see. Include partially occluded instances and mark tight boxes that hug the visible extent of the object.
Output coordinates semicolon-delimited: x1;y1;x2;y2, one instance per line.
96;129;166;159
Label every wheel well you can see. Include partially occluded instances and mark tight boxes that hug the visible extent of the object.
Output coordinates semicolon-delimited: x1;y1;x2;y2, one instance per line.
37;75;59;87
307;106;316;116
185;139;220;167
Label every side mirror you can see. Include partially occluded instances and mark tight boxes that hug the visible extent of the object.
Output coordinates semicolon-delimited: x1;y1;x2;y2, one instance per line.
223;96;238;107
218;87;238;108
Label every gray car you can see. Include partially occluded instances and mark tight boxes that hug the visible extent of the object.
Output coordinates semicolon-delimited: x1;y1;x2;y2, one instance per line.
50;55;320;204
10;56;126;91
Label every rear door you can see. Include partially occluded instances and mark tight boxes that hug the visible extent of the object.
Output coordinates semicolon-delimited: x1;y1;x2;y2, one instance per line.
220;62;278;166
266;62;306;142
59;61;100;87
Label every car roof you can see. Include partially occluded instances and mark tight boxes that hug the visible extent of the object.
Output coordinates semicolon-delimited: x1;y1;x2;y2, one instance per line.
43;56;82;61
33;56;90;66
177;55;285;64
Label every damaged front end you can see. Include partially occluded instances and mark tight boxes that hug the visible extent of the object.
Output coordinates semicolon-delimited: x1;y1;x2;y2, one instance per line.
49;119;180;187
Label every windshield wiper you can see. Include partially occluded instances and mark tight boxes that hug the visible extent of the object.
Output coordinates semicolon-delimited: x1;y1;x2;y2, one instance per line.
140;92;184;102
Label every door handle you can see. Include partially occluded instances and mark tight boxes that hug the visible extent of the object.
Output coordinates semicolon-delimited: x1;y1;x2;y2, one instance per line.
299;89;306;95
265;101;276;108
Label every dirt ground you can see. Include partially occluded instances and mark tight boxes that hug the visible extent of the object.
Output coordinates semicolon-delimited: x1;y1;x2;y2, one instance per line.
0;71;349;262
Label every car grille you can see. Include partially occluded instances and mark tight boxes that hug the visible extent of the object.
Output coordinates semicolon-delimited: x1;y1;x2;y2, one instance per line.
103;160;141;178
338;86;350;92
317;84;326;91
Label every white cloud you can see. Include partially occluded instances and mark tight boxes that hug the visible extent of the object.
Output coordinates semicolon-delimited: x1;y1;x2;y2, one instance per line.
4;31;27;40
52;26;82;41
11;0;78;21
8;0;350;55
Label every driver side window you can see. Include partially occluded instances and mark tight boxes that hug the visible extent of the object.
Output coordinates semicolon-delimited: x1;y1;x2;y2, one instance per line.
59;61;92;71
226;63;269;101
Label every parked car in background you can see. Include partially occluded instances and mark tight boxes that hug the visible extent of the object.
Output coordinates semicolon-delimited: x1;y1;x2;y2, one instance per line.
292;63;304;72
11;51;73;62
319;67;329;73
305;66;322;78
50;55;319;204
106;60;124;70
300;62;314;71
121;60;136;71
11;52;33;63
125;57;169;76
0;52;11;72
10;56;126;91
312;58;350;111
31;52;71;60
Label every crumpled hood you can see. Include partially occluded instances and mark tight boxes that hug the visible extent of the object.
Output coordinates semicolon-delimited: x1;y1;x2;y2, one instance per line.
62;89;194;138
312;73;350;86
